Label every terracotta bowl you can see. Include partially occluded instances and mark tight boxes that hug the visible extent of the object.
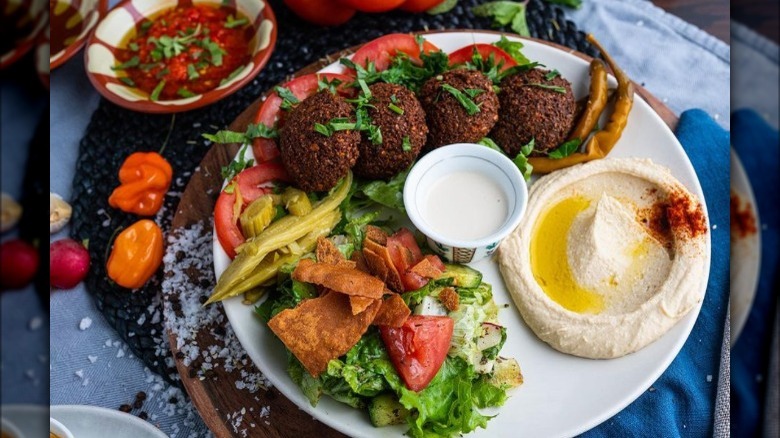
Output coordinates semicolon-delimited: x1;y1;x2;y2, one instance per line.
50;0;108;70
0;0;49;69
84;0;278;114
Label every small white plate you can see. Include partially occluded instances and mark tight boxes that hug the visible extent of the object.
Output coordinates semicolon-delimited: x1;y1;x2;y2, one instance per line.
729;149;761;345
1;404;48;438
50;405;167;438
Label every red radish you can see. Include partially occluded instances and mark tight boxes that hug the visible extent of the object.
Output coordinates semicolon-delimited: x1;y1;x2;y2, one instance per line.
0;239;39;290
50;238;91;289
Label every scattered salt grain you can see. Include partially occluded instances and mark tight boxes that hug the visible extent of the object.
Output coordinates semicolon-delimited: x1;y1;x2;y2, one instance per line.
712;224;717;230
28;316;42;330
75;369;84;379
117;348;126;359
636;20;644;26
706;375;712;382
88;355;98;364
105;339;112;347
82;378;90;387
79;317;93;330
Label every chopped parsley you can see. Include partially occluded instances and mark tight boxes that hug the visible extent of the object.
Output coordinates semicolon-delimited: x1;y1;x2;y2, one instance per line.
187;64;200;80
275;86;300;110
441;83;481;115
388;102;404;115
220;65;245;86
547;138;581;159
111;56;140;71
220;144;254;181
119;77;136;87
493;35;531;65
512;138;535;180
128;42;139;52
525;83;567;93
203;123;279;144
177;88;196;98
224;15;248;29
545;69;561;81
150;80;166;101
317;76;343;94
463;88;485;98
402;136;412;152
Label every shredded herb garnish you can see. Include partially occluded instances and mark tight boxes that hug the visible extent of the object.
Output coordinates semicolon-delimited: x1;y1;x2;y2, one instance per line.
547;138;581;159
275;86;300;110
128;42;139;52
441;84;481;115
203;123;279;144
545;69;561;80
119;77;136;87
402;136;412;152
177;88;196;98
388;102;404;115
112;56;140;71
220;144;254;181
493;35;531;65
525;83;567;93
224;15;248;29
463;88;485;98
317;76;343;94
187;64;200;80
220;65;245;85
150;80;166;101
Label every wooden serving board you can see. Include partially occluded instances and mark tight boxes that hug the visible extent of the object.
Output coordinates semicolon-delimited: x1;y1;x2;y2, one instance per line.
164;31;678;438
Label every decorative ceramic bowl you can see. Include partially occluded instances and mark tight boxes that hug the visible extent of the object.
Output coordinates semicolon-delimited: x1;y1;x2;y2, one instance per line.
0;0;48;69
403;143;529;264
84;0;277;113
49;0;108;70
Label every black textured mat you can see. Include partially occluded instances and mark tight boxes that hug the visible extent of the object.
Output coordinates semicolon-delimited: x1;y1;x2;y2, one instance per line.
68;0;596;386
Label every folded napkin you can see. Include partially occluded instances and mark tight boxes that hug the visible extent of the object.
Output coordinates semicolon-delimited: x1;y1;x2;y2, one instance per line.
731;109;780;436
582;109;730;436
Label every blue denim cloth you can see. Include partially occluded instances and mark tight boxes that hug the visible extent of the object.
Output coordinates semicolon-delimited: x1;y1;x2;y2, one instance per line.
43;0;733;436
584;109;730;437
730;109;780;437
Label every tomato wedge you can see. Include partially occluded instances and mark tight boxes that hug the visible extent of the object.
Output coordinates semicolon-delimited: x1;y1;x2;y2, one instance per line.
385;228;446;291
380;315;454;391
251;72;355;162
214;162;290;259
283;0;356;26
448;44;518;71
349;33;440;71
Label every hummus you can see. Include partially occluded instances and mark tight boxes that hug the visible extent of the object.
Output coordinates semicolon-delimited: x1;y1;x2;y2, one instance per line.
499;158;709;359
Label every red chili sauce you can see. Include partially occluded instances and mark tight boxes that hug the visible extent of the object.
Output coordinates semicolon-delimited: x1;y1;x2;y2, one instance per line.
115;4;251;101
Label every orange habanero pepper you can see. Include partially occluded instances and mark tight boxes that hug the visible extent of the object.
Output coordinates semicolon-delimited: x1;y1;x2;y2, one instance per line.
108;152;173;216
106;219;164;289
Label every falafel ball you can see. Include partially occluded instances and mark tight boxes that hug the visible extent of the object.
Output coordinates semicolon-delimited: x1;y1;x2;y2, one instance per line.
418;69;499;149
490;68;576;156
353;83;428;180
280;91;360;192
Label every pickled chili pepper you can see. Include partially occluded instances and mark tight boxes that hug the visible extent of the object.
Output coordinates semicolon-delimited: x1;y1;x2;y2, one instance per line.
566;58;608;143
108;152;173;216
530;35;634;174
106;219;164;289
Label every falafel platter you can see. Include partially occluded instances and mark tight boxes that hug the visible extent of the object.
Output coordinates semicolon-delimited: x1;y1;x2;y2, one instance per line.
205;31;711;437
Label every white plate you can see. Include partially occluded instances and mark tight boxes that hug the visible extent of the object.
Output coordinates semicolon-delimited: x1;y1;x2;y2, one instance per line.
50;405;167;438
1;404;48;438
216;31;711;437
729;149;761;345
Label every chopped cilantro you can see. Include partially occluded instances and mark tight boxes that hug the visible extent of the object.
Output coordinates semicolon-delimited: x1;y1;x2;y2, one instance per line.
493;35;531;65
187;64;200;80
388;102;404;115
128;42;139;52
463;88;485;98
525;83;567;93
155;67;170;80
317;76;342;94
220;144;254;181
402;136;412;152
545;69;561;81
119;77;136;87
203;123;279;144
177;88;196;98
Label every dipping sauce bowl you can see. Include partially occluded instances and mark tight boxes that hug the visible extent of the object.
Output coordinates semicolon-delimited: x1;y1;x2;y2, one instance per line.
404;143;528;264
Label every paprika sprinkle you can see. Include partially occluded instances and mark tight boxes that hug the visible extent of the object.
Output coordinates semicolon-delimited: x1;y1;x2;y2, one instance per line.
106;219;164;289
730;192;757;239
109;152;173;216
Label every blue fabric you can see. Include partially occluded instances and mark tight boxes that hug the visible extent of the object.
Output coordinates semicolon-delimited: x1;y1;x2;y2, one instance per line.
583;109;730;437
731;109;780;437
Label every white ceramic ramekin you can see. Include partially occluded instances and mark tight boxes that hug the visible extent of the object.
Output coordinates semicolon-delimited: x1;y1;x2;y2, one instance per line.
2;417;25;438
403;143;528;264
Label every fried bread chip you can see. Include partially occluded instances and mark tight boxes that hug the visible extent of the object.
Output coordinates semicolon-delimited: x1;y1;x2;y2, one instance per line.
268;292;381;377
365;225;388;245
349;296;377;315
293;259;385;299
410;257;444;279
363;239;403;293
351;250;370;273
372;293;411;327
438;287;460;312
316;236;344;265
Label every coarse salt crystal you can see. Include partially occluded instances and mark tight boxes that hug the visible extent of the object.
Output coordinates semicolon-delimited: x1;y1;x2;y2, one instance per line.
28;316;43;330
75;369;84;379
79;317;93;330
706;375;712;382
88;355;98;364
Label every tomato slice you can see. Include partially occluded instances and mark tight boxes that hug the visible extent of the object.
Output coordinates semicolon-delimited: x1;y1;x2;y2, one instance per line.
380;315;454;391
350;33;441;71
214;162;291;259
398;0;446;13
423;254;446;272
448;44;518;71
251;72;355;162
387;228;440;291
